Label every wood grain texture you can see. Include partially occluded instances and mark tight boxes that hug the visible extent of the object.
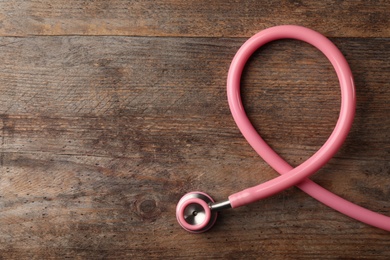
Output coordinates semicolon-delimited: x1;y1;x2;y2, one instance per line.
0;35;389;259
0;1;390;259
0;0;389;37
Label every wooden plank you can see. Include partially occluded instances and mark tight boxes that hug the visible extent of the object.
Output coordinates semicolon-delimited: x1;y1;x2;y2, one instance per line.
0;0;389;37
0;36;389;258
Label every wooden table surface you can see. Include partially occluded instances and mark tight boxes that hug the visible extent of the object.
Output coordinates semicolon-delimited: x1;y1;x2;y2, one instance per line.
0;1;389;259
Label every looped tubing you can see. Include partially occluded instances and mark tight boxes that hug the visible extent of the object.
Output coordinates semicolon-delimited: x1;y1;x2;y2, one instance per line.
227;25;390;231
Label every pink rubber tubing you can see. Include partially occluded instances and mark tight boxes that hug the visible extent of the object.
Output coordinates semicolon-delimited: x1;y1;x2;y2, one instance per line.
227;25;390;231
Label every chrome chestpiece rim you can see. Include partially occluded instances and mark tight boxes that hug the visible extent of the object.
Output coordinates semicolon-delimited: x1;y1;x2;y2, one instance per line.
176;192;217;233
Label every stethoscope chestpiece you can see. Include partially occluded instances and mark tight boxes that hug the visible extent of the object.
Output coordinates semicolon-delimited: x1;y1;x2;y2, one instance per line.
176;192;218;233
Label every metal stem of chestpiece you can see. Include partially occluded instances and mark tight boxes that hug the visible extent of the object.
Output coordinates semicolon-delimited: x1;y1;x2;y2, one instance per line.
209;200;231;211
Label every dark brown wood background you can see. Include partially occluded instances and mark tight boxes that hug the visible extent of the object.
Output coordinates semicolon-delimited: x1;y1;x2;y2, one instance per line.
0;1;389;259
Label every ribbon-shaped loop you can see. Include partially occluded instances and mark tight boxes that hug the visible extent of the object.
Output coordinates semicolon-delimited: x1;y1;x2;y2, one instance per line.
227;25;389;231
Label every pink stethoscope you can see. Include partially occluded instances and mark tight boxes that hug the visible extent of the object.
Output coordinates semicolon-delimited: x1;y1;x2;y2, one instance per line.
176;25;390;233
